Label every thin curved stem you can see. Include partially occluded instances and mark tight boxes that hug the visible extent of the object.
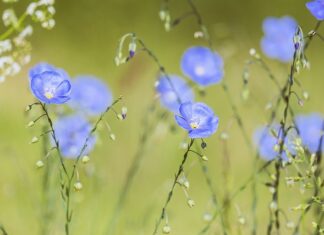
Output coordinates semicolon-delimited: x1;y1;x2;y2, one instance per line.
152;139;195;235
0;12;27;41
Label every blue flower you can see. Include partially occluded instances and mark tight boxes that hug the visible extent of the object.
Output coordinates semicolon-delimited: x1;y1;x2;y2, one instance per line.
53;114;96;159
295;113;324;153
254;124;297;162
261;16;298;63
155;75;194;113
29;63;71;104
306;0;324;20
69;76;113;116
175;102;219;138
181;46;224;86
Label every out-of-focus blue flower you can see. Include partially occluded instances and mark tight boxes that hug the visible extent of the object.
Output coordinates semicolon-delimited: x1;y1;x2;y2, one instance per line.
254;124;297;162
175;102;219;138
69;76;113;116
306;0;324;20
261;16;298;63
53;114;96;159
181;46;224;86
29;63;71;104
155;75;194;113
295;113;324;153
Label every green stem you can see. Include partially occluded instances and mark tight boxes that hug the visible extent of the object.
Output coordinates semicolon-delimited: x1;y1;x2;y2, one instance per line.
152;139;195;235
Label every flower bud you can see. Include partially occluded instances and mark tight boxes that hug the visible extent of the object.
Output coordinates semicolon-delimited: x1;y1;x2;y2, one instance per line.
270;201;278;212
117;114;123;120
82;155;90;164
121;106;128;119
302;91;309;100
74;181;83;191
220;132;229;140
201;141;207;149
249;48;256;56
201;155;208;161
203;212;212;222
187;199;195;208
183;180;190;189
27;121;35;128
162;225;171;234
25;105;33;112
238;216;246;225
30;136;39;144
36;160;44;168
110;133;116;141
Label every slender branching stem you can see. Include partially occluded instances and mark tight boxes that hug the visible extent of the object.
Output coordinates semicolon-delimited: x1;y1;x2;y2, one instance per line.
152;139;195;235
38;97;122;235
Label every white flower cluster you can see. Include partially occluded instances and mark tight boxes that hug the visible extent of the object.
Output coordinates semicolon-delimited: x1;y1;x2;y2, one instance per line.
2;9;18;27
0;0;56;82
26;0;56;29
0;25;33;82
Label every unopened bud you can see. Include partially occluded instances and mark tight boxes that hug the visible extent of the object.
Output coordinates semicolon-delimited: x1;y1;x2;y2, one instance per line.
121;106;127;119
302;91;309;100
74;181;83;191
30;136;39;144
110;133;116;141
249;48;256;56
270;201;278;212
187;199;195;208
36;160;44;168
82;155;90;164
201;141;207;149
183;180;190;189
203;212;212;222
25;105;32;112
162;225;171;234
220;132;229;140
117;114;123;120
298;99;304;107
27;121;35;127
238;216;246;225
201;155;208;161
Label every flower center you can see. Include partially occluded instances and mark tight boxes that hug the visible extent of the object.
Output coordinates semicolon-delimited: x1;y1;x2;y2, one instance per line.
44;91;54;99
190;122;199;129
195;65;205;76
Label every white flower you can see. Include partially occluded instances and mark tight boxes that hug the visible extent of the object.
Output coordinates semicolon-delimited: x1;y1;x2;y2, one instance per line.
26;2;38;15
0;40;12;54
2;9;17;27
35;10;45;21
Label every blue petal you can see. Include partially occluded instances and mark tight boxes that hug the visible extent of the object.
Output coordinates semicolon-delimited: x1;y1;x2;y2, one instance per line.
175;115;191;130
156;75;194;113
261;16;297;63
306;0;324;20
53;114;96;158
69;76;113;116
181;46;224;86
295;113;324;153
179;102;193;120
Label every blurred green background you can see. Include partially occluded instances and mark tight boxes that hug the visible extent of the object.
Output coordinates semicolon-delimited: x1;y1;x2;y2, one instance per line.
0;0;323;234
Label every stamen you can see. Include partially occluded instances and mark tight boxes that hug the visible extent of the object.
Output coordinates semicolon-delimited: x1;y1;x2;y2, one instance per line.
190;122;199;129
44;91;54;99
